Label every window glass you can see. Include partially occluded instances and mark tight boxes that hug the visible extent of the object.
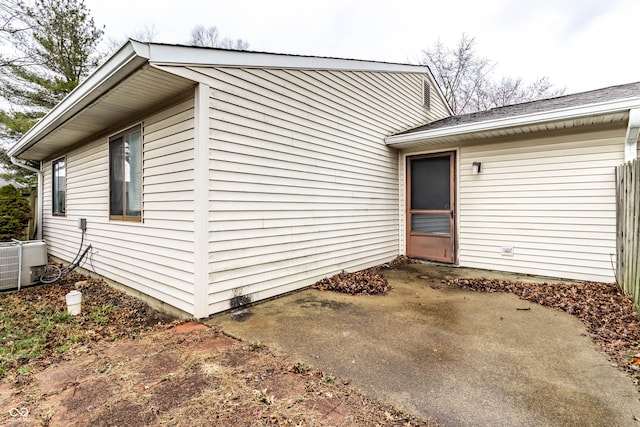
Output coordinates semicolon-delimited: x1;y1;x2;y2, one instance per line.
109;126;141;220
52;158;66;215
109;139;123;216
125;130;142;216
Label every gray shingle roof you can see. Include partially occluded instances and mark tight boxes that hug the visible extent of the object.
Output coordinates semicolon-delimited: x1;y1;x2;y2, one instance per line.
397;81;640;135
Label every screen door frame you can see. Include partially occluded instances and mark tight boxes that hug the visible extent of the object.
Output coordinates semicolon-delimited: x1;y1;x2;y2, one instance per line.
406;151;456;263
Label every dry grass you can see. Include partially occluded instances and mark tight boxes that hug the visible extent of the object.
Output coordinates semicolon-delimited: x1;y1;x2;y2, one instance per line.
0;272;440;426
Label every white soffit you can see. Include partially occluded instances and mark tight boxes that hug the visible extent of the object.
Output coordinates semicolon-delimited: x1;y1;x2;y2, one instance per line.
9;41;195;160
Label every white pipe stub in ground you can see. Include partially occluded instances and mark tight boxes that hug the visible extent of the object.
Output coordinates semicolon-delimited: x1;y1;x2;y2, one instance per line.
66;290;82;315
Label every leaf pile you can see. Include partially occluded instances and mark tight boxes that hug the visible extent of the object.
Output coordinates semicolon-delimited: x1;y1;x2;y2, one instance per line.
312;256;419;295
0;271;176;380
313;267;391;295
444;277;640;381
387;255;420;266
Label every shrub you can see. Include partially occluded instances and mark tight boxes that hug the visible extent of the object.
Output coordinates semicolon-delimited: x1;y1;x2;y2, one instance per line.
0;185;32;241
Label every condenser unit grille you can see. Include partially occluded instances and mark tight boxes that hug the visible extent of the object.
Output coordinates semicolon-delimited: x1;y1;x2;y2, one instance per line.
0;243;20;290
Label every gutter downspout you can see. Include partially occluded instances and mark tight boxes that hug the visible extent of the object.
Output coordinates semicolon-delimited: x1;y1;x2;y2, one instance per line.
10;156;43;240
624;108;640;162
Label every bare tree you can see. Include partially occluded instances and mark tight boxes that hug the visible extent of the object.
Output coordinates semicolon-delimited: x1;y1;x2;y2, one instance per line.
419;34;565;114
105;24;159;52
189;25;249;50
131;24;159;43
1;0;37;68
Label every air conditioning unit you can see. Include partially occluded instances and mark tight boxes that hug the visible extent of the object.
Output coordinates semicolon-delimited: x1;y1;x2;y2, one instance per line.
21;240;48;286
0;240;48;291
0;242;21;290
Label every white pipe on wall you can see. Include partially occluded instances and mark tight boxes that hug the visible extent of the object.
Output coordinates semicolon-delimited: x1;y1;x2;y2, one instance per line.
625;108;640;162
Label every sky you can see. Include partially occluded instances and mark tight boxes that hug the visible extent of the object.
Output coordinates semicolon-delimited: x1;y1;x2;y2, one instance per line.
71;0;640;95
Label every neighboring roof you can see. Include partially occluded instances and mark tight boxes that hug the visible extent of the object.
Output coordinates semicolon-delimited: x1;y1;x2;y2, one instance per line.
386;81;640;149
9;40;444;160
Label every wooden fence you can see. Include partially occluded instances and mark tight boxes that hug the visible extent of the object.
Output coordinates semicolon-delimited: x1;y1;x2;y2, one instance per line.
616;158;640;309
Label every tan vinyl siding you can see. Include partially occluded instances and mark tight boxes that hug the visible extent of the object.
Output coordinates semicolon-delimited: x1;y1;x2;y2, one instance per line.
457;125;625;282
182;66;444;314
42;96;197;314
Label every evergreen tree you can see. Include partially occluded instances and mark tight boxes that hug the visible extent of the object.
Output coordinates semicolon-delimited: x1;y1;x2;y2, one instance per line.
0;184;32;240
0;0;103;187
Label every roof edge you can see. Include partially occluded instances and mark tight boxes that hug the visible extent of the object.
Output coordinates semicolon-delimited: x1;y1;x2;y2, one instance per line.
9;40;447;158
385;97;640;146
144;42;431;73
8;40;150;158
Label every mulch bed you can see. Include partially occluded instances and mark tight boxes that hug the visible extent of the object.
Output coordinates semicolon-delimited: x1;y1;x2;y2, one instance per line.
444;277;640;383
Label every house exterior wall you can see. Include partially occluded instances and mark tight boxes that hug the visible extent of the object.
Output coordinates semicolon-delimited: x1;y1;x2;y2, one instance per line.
400;123;625;283
168;66;448;314
42;95;198;314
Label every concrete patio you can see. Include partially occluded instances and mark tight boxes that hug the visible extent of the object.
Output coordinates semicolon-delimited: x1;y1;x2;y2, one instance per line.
210;263;640;426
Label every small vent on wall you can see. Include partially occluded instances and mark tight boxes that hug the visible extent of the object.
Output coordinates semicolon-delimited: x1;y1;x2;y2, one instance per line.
423;80;431;110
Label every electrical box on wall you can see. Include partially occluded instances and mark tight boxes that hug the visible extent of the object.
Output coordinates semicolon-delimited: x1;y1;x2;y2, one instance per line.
501;245;514;256
78;218;87;231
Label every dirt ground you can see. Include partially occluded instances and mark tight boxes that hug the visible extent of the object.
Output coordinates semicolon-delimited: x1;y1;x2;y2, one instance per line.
2;260;639;426
0;274;437;426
